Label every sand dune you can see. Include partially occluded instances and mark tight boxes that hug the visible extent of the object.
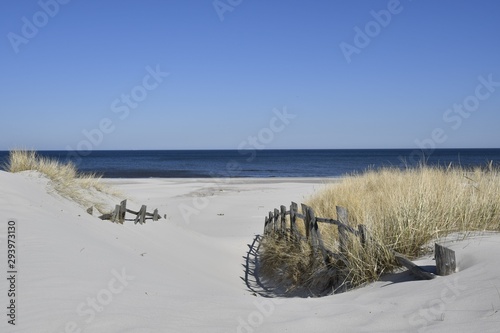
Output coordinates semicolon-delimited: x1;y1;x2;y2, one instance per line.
1;170;499;332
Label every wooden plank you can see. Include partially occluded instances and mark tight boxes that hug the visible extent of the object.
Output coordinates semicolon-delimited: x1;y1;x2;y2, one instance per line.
152;209;159;221
358;224;368;247
316;217;340;225
308;207;329;264
336;206;349;226
295;213;305;220
280;205;287;236
269;212;274;234
435;243;456;276
337;206;349;255
274;208;280;233
139;205;146;224
338;225;348;254
134;205;147;225
301;203;310;240
290;202;298;240
304;206;316;254
394;252;435;280
119;200;127;223
111;205;120;223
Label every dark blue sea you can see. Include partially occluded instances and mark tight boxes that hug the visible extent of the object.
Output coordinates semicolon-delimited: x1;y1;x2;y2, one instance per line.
1;149;500;178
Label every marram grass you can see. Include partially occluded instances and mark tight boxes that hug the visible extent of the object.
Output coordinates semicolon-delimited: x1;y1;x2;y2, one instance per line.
260;164;500;294
5;150;119;213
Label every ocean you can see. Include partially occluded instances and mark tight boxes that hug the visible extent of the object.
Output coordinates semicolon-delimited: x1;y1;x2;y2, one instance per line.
1;149;499;178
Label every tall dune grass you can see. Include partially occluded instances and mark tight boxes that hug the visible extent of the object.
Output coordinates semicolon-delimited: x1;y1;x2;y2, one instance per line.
260;164;500;294
5;150;118;213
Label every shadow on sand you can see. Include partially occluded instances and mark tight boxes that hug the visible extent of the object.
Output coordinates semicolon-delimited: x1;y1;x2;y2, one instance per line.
242;235;438;297
241;235;331;298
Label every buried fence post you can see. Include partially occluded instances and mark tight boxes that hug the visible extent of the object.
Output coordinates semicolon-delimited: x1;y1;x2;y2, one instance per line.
435;243;456;276
111;205;120;223
98;201;161;224
119;200;127;223
134;205;147;225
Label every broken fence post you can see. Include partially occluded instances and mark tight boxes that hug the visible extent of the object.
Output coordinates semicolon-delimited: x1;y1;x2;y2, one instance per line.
119;200;127;223
435;243;456;276
134;205;147;225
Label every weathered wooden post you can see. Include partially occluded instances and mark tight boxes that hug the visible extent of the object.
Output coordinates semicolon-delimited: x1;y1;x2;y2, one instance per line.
358;224;368;247
118;200;127;223
280;205;287;237
152;208;159;221
337;206;349;254
274;208;280;234
290;202;298;241
134;205;147;225
269;212;274;234
435;243;456;276
111;205;120;223
264;216;269;235
308;207;329;264
305;206;316;255
301;203;310;240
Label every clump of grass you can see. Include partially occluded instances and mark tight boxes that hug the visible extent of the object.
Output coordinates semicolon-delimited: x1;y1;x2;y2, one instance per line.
260;164;500;295
5;150;118;213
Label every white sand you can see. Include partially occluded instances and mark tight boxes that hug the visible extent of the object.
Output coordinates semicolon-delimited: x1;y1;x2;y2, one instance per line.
1;170;500;332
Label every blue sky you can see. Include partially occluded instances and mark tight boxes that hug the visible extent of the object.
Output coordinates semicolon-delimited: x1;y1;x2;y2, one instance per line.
1;0;499;150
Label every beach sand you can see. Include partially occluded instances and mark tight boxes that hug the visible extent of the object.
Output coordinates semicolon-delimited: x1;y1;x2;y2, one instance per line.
1;170;499;332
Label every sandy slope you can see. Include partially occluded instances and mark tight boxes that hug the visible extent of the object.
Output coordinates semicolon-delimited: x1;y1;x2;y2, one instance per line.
1;171;500;332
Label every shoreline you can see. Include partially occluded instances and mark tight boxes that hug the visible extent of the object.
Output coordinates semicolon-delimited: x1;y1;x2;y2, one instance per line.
103;176;342;186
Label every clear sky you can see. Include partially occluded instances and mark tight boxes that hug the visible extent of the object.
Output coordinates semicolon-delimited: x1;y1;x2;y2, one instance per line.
1;0;499;150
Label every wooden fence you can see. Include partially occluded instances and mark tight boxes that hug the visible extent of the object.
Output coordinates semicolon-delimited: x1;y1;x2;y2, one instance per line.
92;200;161;225
262;202;456;282
263;202;366;265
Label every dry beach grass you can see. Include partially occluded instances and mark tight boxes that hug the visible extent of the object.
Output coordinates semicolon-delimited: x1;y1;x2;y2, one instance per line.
260;164;500;294
5;150;118;213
